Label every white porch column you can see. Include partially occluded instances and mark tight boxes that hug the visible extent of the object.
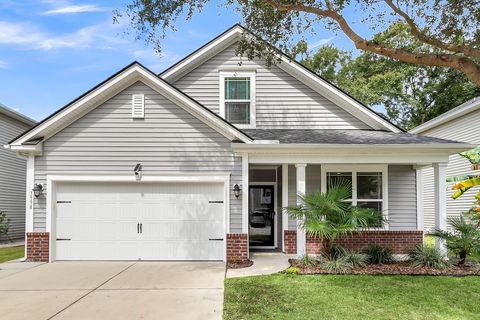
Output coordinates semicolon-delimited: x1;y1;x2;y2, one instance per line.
25;153;35;233
433;162;448;257
295;164;307;257
282;164;289;252
241;153;249;234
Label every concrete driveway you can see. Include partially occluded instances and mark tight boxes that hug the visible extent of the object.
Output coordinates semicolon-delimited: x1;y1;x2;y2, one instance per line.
0;261;225;320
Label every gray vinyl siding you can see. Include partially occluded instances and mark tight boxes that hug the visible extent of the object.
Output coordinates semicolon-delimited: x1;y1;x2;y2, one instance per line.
33;81;243;232
388;165;417;230
0;114;31;240
173;44;372;130
420;110;480;230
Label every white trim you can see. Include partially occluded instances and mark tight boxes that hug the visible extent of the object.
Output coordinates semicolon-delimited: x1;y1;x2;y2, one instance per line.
161;25;401;132
249;182;278;249
416;168;424;230
25;154;35;233
322;164;388;229
410;97;480;134
9;64;253;147
281;164;289;252
433;163;448;257
0;104;36;126
45;173;231;262
241;153;249;234
219;71;256;129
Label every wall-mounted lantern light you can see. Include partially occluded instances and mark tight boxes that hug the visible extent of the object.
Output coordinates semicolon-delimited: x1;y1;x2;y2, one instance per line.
233;184;241;198
32;184;44;198
134;163;142;181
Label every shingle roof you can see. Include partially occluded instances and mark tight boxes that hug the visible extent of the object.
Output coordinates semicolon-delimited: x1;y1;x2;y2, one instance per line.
243;129;463;144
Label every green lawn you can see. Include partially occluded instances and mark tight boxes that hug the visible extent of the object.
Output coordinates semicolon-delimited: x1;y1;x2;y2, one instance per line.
0;246;24;263
224;274;480;320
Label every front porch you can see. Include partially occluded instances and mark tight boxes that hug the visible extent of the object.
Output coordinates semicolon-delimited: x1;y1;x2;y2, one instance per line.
226;143;461;263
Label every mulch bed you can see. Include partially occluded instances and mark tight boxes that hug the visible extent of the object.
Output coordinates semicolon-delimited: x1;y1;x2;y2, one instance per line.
228;260;254;269
289;259;480;276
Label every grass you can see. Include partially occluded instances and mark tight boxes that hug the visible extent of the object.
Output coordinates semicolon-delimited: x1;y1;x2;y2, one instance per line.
0;246;24;263
224;274;480;320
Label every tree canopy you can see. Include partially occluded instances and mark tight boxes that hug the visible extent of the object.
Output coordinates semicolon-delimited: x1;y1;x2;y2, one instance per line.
115;0;480;85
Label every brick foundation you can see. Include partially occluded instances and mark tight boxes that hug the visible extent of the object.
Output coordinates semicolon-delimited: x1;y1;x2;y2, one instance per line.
226;233;249;262
306;231;423;254
26;232;49;262
284;230;297;254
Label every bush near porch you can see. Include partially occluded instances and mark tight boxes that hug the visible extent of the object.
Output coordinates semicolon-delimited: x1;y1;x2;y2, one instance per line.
224;274;480;320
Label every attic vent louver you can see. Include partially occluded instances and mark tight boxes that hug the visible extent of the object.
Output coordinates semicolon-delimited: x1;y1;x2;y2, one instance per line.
132;94;145;118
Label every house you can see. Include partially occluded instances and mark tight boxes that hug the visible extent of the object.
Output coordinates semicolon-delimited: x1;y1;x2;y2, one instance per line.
6;25;473;262
0;104;36;241
410;97;480;231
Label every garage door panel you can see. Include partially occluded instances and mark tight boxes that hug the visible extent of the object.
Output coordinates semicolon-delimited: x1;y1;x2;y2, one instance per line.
55;181;225;261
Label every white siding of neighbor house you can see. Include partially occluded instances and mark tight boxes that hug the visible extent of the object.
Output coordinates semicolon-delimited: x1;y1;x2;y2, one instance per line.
33;81;243;233
0;113;31;240
420;110;480;230
286;165;417;231
173;44;372;130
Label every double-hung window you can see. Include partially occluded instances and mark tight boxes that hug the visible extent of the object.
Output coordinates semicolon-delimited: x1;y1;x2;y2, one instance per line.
324;165;388;228
220;71;255;128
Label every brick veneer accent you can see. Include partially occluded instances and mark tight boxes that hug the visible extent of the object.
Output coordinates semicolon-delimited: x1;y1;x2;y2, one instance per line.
26;232;49;262
226;233;248;262
306;231;423;254
284;230;297;254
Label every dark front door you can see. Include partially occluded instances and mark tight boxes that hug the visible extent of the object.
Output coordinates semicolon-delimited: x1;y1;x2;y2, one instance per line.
249;185;275;247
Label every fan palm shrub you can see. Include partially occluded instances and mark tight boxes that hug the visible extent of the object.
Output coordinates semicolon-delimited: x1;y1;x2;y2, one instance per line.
409;245;449;270
286;180;383;256
431;215;480;266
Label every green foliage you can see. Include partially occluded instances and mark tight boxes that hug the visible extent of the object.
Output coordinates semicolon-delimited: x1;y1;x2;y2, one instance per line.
287;180;383;255
285;267;299;274
322;256;352;274
363;243;394;265
342;251;368;268
0;211;9;236
431;215;480;265
460;146;480;165
298;254;319;267
409;245;449;270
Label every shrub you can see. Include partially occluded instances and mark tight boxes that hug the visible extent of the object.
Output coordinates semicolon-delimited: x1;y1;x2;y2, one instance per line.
363;243;394;264
322;257;352;273
343;251;368;268
0;211;9;236
329;244;347;260
298;254;319;266
285;267;300;274
409;245;449;270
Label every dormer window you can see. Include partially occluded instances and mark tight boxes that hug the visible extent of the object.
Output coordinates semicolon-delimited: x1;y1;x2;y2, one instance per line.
219;71;256;128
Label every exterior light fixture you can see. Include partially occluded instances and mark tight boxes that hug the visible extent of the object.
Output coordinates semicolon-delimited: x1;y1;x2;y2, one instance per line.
32;184;43;198
134;163;142;181
233;184;241;198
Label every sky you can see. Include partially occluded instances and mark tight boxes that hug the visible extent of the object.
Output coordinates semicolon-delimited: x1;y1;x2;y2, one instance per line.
0;0;363;121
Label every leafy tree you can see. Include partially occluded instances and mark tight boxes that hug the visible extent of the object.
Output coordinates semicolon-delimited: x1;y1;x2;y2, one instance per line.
292;23;480;129
115;0;480;85
286;180;383;256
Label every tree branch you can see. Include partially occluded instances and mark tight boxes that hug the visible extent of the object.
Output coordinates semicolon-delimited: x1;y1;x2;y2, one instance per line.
383;0;480;59
264;0;480;85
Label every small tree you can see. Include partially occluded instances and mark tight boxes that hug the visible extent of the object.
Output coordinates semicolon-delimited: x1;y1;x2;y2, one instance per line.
286;180;383;256
432;215;480;266
0;211;9;237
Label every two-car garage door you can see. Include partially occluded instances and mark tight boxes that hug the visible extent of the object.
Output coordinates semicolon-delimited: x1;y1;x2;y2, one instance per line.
55;181;225;261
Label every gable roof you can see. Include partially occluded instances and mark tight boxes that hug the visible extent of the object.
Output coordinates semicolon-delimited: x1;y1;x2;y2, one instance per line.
8;62;253;148
160;24;403;133
0;103;36;126
410;97;480;134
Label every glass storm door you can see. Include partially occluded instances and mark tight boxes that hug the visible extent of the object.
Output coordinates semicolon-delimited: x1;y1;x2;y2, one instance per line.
249;186;275;247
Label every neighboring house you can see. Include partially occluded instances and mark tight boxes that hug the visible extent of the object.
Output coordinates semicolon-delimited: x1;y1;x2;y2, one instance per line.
0;104;36;241
6;25;473;262
410;97;480;231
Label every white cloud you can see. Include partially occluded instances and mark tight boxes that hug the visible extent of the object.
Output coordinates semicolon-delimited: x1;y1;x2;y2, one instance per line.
308;37;336;50
0;60;8;68
42;4;106;15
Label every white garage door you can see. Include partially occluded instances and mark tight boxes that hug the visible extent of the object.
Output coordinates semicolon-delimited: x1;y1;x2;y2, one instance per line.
55;181;225;261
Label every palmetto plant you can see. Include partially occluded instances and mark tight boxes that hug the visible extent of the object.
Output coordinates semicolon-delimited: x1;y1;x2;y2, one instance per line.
286;180;383;255
432;215;480;266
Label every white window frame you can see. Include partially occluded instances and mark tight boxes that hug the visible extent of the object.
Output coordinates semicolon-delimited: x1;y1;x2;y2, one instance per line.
321;164;389;230
219;71;256;129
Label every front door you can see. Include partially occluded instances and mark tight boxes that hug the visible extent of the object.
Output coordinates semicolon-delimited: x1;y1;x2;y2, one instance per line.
249;185;275;248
